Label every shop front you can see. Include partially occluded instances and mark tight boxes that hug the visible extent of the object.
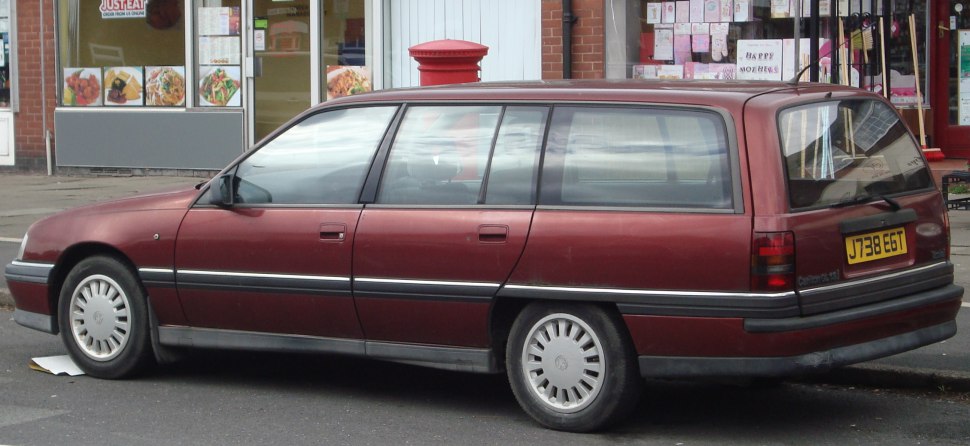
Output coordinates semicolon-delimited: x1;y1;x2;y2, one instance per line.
52;0;540;171
599;0;970;156
0;0;15;167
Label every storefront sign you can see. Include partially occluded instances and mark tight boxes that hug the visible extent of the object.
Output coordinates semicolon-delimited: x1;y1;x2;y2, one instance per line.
100;0;147;19
736;39;783;80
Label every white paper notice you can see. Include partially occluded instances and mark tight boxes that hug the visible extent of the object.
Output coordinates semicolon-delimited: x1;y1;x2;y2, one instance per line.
198;36;241;65
646;3;663;24
30;355;85;376
736;39;783;80
254;30;266;52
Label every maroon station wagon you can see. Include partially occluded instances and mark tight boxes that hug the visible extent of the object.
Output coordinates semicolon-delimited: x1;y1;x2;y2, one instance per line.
5;80;963;431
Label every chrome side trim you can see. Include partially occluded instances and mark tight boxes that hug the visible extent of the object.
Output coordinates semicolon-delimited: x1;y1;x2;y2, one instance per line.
178;269;349;283
139;267;175;274
355;277;500;288
353;277;500;302
502;284;794;300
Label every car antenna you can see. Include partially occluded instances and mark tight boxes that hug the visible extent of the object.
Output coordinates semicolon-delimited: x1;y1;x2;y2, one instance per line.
788;20;878;86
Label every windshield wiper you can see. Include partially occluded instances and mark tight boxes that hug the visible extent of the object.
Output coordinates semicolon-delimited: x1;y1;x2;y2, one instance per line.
831;194;901;211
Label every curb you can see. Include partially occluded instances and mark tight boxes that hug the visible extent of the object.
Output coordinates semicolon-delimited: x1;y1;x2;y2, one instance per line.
802;363;970;393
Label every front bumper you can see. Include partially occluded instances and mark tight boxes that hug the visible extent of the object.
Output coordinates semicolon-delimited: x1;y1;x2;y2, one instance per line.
4;261;56;334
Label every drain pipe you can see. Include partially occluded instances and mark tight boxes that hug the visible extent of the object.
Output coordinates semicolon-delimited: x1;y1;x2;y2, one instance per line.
562;0;578;79
40;0;52;175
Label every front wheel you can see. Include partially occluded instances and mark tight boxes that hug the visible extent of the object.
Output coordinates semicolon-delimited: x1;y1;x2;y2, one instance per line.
58;255;154;379
506;302;642;432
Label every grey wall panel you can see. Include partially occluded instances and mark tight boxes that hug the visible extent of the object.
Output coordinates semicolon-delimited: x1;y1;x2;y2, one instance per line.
54;110;244;170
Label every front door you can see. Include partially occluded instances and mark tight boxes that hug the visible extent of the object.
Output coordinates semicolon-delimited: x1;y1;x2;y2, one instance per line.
250;0;312;142
934;0;970;157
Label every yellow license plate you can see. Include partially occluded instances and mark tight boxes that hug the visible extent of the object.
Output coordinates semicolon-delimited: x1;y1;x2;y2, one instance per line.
845;227;908;265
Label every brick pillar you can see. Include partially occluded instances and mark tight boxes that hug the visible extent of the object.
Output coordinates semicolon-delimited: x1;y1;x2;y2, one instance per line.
541;0;604;80
11;0;57;172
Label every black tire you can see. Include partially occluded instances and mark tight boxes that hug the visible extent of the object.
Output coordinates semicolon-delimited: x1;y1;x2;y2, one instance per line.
57;255;154;379
506;302;642;432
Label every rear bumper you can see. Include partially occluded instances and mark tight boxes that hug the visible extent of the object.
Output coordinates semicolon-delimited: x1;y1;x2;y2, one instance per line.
4;261;56;334
625;284;962;378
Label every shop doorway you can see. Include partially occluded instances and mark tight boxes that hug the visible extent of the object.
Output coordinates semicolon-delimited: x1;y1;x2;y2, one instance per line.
250;0;312;142
934;0;970;157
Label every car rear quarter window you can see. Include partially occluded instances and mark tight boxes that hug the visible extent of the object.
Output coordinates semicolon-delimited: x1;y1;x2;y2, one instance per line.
540;106;734;209
483;107;547;205
779;99;933;210
233;106;397;205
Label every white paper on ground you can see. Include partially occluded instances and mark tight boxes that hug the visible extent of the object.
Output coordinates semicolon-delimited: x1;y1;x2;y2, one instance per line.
30;355;85;376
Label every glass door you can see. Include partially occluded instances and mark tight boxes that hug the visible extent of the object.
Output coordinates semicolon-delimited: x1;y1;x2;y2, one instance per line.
934;0;970;157
251;0;312;142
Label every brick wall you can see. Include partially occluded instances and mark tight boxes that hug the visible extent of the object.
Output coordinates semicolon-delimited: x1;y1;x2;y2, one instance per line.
541;0;605;80
10;1;57;172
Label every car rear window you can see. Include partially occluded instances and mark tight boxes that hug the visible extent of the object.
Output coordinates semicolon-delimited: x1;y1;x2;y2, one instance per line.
779;99;934;210
540;106;734;209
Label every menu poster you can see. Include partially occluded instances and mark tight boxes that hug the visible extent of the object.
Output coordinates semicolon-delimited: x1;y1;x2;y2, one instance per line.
633;64;659;79
737;39;783;80
197;7;241;36
720;0;733;22
62;68;102;106
662;2;676;24
704;0;720;22
103;66;144;106
646;3;663;24
657;65;685;79
198;65;242;107
199;36;241;65
734;0;752;21
674;34;692;64
689;0;704;23
692;34;710;53
675;1;689;23
326;66;372;100
655;28;674;60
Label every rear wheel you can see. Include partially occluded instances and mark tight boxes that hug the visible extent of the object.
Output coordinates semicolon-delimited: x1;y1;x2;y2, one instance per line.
58;255;154;378
506;302;642;432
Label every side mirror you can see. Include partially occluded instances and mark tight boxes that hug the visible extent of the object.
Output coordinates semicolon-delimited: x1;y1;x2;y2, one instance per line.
209;174;235;207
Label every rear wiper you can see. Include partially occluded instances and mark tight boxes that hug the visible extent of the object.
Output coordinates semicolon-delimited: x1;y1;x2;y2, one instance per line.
831;194;901;211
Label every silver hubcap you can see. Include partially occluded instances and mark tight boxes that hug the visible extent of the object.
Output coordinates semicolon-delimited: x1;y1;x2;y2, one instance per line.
69;274;131;361
520;313;604;413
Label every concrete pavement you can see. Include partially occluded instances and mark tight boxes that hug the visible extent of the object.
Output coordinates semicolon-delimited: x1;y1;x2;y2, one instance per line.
1;172;968;391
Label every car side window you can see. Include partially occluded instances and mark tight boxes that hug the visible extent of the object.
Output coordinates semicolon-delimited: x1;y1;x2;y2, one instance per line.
540;106;733;209
378;105;501;205
483;107;547;205
233;106;397;205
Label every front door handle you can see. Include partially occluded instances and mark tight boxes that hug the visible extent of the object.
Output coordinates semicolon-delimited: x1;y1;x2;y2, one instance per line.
320;223;346;241
478;225;509;243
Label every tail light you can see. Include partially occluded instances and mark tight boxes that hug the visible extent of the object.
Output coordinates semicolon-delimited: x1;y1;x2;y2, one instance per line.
751;231;795;292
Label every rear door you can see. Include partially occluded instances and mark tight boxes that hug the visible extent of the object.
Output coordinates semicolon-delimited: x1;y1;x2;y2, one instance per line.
762;96;949;315
353;105;547;347
174;106;398;338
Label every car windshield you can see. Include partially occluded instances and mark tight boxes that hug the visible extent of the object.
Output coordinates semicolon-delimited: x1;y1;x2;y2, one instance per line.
778;99;933;210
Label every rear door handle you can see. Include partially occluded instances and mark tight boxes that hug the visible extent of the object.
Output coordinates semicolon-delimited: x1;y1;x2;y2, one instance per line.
478;225;509;243
320;223;347;241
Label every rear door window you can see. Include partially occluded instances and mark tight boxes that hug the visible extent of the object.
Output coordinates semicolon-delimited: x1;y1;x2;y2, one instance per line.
540;106;735;209
779;99;934;210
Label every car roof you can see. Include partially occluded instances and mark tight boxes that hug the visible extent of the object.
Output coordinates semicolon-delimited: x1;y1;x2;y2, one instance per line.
324;79;867;110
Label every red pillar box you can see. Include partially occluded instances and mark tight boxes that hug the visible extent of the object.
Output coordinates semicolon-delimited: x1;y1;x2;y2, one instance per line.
408;39;489;86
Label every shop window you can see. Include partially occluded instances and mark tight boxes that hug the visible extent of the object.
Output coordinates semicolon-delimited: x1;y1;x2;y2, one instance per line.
195;0;242;108
323;0;373;100
0;0;11;108
58;0;186;107
605;0;928;107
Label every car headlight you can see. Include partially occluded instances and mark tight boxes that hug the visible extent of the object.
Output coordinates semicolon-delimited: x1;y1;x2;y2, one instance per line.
16;233;28;261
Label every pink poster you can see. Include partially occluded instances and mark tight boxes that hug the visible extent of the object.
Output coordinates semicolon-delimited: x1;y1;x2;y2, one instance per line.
674;34;692;65
676;1;690;23
690;0;705;23
692;34;710;53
